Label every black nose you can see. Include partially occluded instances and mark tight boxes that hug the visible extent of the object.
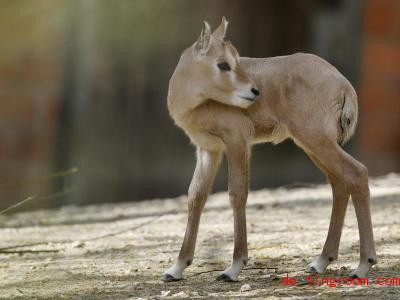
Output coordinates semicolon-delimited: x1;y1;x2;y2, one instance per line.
251;87;260;96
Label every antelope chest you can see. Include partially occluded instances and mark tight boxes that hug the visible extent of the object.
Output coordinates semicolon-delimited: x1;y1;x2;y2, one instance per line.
186;129;225;151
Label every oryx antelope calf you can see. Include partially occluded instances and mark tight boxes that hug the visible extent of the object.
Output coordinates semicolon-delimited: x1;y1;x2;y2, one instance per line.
164;17;376;282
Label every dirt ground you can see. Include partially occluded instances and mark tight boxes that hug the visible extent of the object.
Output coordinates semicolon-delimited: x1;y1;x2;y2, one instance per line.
0;174;399;299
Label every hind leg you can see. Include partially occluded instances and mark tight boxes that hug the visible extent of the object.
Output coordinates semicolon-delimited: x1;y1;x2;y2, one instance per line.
305;152;350;274
295;137;376;277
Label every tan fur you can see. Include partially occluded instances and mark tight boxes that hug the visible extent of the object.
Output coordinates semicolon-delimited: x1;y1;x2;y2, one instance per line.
163;18;376;282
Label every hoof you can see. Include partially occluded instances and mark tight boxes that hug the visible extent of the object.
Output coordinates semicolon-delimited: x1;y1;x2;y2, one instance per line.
162;273;181;282
350;273;359;279
216;273;236;282
306;266;317;273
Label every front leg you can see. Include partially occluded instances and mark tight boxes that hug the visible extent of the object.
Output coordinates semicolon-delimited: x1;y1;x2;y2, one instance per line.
217;141;250;282
163;148;222;281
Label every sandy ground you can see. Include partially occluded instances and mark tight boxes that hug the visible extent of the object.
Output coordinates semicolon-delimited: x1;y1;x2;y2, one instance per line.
0;174;399;299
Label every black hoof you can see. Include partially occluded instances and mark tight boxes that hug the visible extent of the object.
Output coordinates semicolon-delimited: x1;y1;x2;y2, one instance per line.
350;274;359;279
216;273;235;282
307;266;317;273
162;273;181;282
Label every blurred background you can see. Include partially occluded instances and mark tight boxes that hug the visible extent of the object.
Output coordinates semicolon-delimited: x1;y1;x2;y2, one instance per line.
0;0;398;211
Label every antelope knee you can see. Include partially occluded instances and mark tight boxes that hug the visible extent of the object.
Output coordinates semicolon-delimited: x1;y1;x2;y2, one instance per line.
229;190;248;208
346;163;369;194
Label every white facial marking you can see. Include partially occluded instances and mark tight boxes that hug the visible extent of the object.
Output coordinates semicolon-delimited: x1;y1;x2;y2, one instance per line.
224;47;236;70
228;69;234;83
232;96;253;108
223;47;258;108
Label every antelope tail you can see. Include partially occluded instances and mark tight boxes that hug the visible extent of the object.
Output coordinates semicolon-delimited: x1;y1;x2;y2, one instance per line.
338;86;358;146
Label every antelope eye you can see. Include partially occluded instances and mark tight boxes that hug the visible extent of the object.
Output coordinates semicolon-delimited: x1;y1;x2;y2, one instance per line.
217;62;231;71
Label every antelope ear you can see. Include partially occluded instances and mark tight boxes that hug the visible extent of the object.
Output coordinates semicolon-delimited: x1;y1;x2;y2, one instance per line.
194;21;211;57
212;16;229;40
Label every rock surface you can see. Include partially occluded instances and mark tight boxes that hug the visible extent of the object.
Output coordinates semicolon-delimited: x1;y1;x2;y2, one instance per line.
0;174;399;299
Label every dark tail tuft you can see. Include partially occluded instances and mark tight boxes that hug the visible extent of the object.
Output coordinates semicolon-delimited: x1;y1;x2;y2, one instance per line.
338;87;358;145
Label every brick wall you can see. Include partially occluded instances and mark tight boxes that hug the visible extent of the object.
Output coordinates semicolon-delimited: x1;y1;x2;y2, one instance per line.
359;0;400;174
